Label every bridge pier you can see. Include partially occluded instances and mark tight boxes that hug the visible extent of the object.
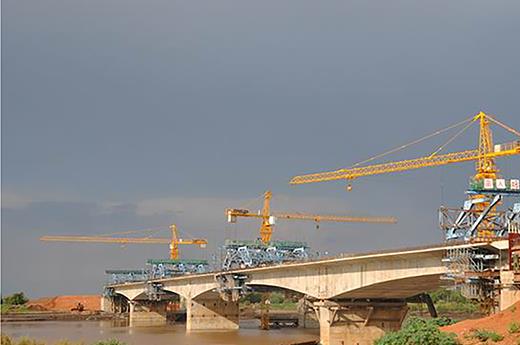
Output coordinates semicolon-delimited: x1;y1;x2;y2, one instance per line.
102;294;129;314
500;271;520;311
314;300;408;345
129;300;168;327
186;291;239;331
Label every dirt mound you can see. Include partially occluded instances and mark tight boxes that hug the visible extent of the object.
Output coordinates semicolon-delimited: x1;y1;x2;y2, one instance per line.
442;301;520;345
26;304;48;311
27;295;101;312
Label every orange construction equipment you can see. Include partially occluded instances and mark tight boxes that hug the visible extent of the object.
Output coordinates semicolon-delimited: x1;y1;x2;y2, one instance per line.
290;112;519;188
226;190;397;244
290;111;520;240
40;224;207;260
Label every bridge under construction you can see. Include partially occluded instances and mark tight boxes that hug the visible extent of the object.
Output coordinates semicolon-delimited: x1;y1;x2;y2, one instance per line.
40;111;520;345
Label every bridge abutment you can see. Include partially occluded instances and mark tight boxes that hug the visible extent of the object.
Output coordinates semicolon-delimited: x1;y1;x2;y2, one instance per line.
315;300;408;345
186;292;239;331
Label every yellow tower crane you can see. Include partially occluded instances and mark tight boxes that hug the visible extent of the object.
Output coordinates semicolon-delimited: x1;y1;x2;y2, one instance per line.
290;112;520;240
290;112;519;188
40;224;207;260
226;190;397;244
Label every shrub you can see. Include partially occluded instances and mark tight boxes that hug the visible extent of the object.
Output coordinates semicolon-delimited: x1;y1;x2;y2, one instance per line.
269;292;285;304
428;317;455;327
508;322;520;334
92;340;126;345
430;288;468;304
16;338;45;345
2;293;28;306
375;317;459;345
242;292;262;304
469;329;504;342
1;334;12;345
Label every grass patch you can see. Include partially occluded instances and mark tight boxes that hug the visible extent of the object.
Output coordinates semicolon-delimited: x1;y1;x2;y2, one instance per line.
508;322;520;334
92;341;125;345
1;304;30;314
409;288;479;315
0;335;124;345
468;329;504;342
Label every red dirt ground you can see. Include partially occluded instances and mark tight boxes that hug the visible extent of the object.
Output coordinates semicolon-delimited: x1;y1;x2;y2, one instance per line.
441;301;520;345
27;295;101;312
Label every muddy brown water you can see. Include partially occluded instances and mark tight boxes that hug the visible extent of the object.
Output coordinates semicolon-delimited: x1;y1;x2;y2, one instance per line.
1;320;319;345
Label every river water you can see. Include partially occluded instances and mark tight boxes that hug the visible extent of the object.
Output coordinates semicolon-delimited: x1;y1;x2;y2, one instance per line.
1;320;319;345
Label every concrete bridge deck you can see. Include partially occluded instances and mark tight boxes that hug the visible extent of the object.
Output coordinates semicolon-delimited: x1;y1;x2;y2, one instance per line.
105;241;505;345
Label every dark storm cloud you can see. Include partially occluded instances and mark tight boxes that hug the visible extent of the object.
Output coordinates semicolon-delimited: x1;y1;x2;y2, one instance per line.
2;0;520;296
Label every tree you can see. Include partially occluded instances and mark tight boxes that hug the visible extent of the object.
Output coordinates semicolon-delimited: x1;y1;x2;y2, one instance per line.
242;292;262;304
2;292;29;305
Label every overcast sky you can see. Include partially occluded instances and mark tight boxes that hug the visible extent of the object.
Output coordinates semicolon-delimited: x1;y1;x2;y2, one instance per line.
2;0;519;297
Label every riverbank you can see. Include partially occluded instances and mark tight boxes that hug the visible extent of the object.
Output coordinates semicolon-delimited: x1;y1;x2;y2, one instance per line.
441;301;520;345
1;311;120;323
26;295;101;312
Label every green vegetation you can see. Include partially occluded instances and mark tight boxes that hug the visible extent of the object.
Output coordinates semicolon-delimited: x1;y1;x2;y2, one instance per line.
15;338;45;345
269;292;284;304
468;329;504;342
410;288;478;314
240;292;262;304
1;293;29;306
1;304;30;314
374;317;459;345
240;291;298;310
508;321;520;334
1;334;13;345
92;341;125;345
0;336;125;345
1;292;30;314
269;302;297;310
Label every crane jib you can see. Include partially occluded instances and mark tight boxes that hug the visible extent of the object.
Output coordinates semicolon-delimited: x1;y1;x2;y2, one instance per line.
290;141;520;185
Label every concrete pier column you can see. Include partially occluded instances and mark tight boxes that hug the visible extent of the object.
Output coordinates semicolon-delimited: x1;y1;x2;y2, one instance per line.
100;295;113;313
186;291;239;331
500;271;520;311
298;297;318;329
314;300;408;345
129;300;168;327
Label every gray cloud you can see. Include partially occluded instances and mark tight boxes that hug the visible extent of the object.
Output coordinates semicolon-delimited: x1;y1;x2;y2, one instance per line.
1;189;463;297
2;0;520;297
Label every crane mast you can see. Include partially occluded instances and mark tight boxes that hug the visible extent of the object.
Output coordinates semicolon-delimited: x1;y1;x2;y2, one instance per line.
476;112;498;180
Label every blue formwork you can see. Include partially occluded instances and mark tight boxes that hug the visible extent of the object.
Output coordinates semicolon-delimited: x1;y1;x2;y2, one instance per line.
147;259;209;278
222;239;311;270
105;269;149;284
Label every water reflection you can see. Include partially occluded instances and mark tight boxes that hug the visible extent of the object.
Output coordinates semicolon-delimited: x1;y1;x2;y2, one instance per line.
2;321;318;345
